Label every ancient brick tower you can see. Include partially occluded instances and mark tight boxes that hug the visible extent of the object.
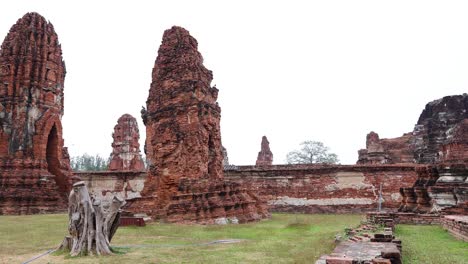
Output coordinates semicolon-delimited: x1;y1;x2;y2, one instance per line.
412;94;468;164
127;26;269;223
380;94;468;214
108;114;145;171
256;136;273;166
0;13;72;214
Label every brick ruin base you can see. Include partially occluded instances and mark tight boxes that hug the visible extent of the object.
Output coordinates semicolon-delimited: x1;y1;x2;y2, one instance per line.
441;215;468;241
368;212;468;243
318;211;468;264
0;166;69;215
399;163;467;215
126;178;269;224
79;171;269;224
317;214;402;264
366;212;442;225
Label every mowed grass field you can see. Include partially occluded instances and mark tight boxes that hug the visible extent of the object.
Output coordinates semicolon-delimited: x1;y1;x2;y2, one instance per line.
1;214;467;264
0;213;362;264
396;224;468;264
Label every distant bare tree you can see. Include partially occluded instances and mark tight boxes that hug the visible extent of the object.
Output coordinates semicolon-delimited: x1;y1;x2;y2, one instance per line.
286;141;339;164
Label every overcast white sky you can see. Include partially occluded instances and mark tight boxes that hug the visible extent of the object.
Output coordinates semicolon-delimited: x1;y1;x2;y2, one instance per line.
1;1;467;165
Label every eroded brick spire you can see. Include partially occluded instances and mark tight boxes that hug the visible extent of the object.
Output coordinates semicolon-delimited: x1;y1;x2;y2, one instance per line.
256;136;273;166
0;12;71;214
126;26;269;223
108;114;145;171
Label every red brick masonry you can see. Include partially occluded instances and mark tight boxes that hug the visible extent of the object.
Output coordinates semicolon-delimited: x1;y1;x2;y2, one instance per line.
0;13;72;214
442;215;468;241
225;164;421;213
124;26;269;223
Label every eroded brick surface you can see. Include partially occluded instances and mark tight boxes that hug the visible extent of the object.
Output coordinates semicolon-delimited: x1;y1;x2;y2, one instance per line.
226;164;420;213
125;26;269;223
358;132;413;164
442;215;468;241
0;13;72;214
358;94;468;165
256;136;273;166
108;114;145;171
399;164;467;214
413;95;468;164
440;119;468;164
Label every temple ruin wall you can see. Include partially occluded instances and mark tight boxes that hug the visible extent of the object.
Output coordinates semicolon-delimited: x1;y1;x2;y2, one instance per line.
225;164;419;213
79;164;420;213
76;171;146;201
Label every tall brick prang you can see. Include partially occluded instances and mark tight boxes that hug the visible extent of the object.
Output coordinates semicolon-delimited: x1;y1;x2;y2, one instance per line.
256;136;273;166
126;26;269;223
108;114;145;171
0;13;72;214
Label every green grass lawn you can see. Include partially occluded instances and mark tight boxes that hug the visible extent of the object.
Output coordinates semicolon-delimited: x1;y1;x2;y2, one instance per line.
0;213;362;264
396;224;468;264
3;214;466;264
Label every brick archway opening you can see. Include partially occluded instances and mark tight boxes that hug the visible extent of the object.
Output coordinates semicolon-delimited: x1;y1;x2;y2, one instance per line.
46;124;67;193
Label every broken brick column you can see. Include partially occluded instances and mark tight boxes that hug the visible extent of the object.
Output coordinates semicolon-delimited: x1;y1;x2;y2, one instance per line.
357;131;413;164
125;26;269;223
0;13;72;214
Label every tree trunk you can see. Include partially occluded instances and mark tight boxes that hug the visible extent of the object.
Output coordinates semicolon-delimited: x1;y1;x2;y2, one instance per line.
58;181;124;256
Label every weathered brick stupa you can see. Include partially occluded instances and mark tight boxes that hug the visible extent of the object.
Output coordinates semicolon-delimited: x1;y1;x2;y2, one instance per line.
0;13;72;214
126;26;269;223
387;94;468;214
256;136;273;166
357;131;413;164
412;94;468;164
108;114;145;171
357;94;468;165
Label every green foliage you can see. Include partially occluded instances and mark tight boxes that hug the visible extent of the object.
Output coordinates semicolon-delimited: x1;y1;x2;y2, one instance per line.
70;153;109;171
396;224;468;264
286;140;339;164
